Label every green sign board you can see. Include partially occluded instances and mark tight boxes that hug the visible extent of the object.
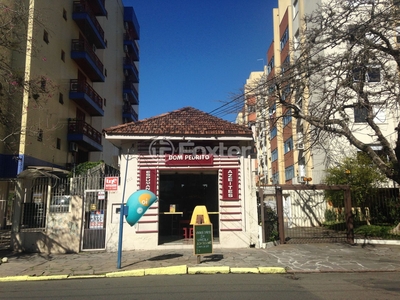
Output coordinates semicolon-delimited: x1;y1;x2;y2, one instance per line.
194;224;213;255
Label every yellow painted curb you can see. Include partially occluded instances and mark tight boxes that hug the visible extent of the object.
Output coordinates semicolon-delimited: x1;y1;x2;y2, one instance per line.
230;267;260;274
69;275;107;279
0;276;29;282
25;275;69;281
258;267;286;274
145;265;187;276
106;269;145;278
188;266;230;275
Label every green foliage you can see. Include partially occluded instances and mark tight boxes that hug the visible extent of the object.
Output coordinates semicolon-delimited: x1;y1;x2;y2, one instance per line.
323;153;387;207
354;225;400;240
70;161;103;177
264;206;279;242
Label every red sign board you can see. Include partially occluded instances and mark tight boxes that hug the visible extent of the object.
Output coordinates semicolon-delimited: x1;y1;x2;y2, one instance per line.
104;177;119;191
165;154;213;166
140;169;157;194
222;168;239;200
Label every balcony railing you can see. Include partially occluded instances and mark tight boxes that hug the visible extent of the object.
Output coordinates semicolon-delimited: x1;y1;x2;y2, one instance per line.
123;56;139;82
123;33;139;61
72;1;106;48
71;39;104;82
68;119;102;149
123;80;139;104
87;0;107;16
123;104;138;122
70;79;104;116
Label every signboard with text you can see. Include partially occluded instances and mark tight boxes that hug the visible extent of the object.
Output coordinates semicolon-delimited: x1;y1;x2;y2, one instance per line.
194;224;213;255
165;154;213;166
104;177;119;191
222;168;239;200
140;169;157;194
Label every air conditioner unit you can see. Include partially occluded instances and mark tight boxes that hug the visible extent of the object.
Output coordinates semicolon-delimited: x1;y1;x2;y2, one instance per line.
69;142;78;152
297;142;304;150
124;45;129;53
297;176;305;184
123;93;129;102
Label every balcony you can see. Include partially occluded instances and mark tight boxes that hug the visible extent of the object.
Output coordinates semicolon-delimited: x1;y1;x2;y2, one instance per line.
123;33;139;61
72;1;106;49
123;56;139;83
87;0;107;16
71;39;105;82
69;80;104;116
123;104;138;123
67;119;102;152
123;80;139;104
124;7;140;40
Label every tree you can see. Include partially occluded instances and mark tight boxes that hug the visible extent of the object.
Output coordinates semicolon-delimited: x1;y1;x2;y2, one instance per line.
324;152;387;222
263;0;400;185
0;1;59;154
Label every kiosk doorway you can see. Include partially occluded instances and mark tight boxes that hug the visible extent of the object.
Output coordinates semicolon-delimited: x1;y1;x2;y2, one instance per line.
158;172;219;244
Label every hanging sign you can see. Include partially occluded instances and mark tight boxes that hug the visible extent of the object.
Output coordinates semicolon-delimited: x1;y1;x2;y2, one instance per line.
222;168;239;200
104;177;119;191
140;169;157;194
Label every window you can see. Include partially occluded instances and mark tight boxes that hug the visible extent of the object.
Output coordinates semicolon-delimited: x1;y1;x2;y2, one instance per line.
56;138;61;150
280;27;289;50
61;50;65;62
40;77;46;91
37;129;43;142
270;127;277;139
269;103;276;116
283;109;292;127
271;149;278;162
293;0;299;19
353;66;380;82
351;0;375;5
354;106;368;123
271;172;279;184
294;30;300;50
282;55;290;73
285;165;295;181
267;56;274;74
284;137;293;153
59;93;64;104
373;106;386;123
248;104;256;113
43;30;49;44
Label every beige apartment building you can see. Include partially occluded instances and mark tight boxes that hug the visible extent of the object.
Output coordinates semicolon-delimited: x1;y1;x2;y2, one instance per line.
253;0;400;187
0;0;140;229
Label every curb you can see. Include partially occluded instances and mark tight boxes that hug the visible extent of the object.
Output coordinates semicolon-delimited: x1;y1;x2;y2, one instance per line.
0;265;287;282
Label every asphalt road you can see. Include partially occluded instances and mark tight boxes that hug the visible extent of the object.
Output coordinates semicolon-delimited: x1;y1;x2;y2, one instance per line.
0;272;399;300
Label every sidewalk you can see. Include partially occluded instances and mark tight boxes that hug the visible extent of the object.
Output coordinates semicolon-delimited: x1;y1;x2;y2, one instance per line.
1;242;400;281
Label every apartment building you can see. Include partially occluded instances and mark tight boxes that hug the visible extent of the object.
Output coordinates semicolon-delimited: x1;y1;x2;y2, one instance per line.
0;1;139;180
252;0;400;187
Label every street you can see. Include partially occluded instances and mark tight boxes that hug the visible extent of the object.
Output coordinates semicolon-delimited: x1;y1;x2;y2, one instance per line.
0;272;399;300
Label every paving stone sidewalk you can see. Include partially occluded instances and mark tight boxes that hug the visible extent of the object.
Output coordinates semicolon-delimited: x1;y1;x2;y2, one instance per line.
1;243;400;278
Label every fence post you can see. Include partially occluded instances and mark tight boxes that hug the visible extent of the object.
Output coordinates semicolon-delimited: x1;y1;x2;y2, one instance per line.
259;188;265;244
275;186;285;244
344;187;354;244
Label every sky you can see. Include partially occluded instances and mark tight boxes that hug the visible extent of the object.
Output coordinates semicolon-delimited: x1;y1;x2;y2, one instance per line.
122;0;277;122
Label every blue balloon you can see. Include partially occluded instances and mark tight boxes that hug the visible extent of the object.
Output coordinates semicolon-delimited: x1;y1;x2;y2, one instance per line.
125;190;157;226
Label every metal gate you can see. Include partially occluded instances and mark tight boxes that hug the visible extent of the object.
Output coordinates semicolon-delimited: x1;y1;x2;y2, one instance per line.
272;185;353;244
81;189;107;250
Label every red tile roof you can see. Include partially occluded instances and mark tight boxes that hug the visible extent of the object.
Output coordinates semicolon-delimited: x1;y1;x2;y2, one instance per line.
104;107;253;137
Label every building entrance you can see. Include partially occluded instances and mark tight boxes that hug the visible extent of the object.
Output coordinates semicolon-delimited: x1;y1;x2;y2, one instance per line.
158;172;219;244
